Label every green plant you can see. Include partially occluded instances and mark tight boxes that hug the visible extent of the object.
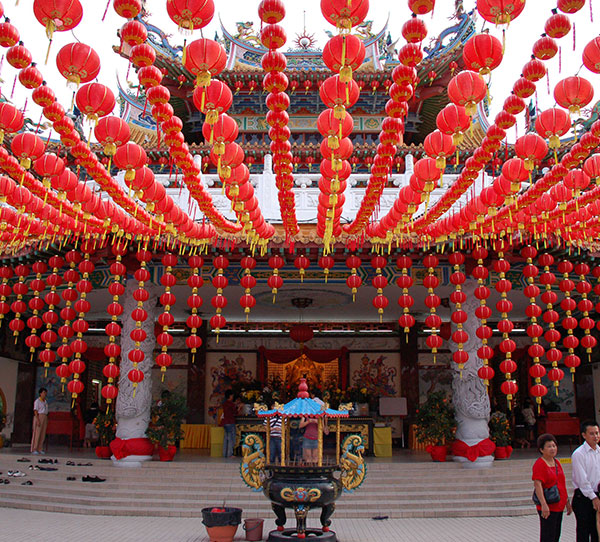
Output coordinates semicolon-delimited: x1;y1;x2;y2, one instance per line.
94;410;116;446
147;392;188;449
489;411;511;446
415;391;456;446
344;386;369;404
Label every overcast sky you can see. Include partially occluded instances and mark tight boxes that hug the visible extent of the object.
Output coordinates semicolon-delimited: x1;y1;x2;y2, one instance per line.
3;0;599;144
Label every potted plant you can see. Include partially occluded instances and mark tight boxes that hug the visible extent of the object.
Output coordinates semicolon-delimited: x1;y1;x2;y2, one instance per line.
415;391;456;462
147;392;188;461
489;411;512;459
201;507;242;542
94;410;116;458
345;386;370;416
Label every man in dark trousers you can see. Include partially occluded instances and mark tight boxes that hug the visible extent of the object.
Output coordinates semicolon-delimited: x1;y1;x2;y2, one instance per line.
572;420;600;542
221;390;238;458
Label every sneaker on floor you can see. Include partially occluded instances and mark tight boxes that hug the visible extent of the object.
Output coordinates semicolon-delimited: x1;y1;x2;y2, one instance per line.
11;471;26;478
39;451;46;455
21;481;33;486
32;451;39;455
16;458;30;463
6;471;13;476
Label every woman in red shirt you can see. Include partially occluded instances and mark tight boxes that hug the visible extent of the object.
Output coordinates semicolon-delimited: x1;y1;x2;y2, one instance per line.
532;433;572;542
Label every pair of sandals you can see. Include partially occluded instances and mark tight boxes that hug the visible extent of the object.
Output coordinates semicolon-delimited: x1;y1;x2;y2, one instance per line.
0;479;9;484
21;480;33;486
66;461;93;466
82;475;106;482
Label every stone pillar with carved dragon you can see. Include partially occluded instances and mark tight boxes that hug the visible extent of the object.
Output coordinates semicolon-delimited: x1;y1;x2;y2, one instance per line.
450;278;495;468
111;278;159;467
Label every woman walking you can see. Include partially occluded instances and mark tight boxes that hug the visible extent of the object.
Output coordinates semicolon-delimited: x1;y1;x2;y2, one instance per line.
31;387;48;454
532;433;572;542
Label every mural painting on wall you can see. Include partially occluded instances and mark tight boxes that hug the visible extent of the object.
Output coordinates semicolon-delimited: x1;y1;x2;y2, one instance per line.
418;354;453;404
352;354;397;400
540;372;575;413
208;355;254;421
36;370;71;412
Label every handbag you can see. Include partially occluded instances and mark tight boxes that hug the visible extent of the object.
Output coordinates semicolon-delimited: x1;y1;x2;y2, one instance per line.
532;463;561;506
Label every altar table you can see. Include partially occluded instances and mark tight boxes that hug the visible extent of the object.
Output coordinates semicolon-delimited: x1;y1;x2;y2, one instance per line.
179;424;211;449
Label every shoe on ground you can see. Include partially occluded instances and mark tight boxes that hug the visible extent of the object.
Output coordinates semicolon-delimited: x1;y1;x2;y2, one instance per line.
21;481;32;486
91;476;106;482
39;451;46;455
6;471;13;476
66;476;76;481
12;471;26;478
17;458;30;463
3;479;9;484
32;451;39;455
66;461;75;466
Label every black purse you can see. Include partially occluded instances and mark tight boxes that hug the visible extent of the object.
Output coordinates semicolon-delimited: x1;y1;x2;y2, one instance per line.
533;463;561;506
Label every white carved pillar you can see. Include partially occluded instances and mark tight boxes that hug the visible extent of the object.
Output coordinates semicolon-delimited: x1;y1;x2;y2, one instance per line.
113;277;159;467
450;278;494;468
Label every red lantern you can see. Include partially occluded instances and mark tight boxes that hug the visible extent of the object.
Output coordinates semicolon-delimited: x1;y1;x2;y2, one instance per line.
0;21;20;48
114;0;142;18
533;35;558;60
477;0;526;25
184;38;227;88
320;0;369;29
167;0;215;30
545;11;571;39
120;20;147;47
94;116;130;156
463;33;503;76
535;108;571;150
56;43;100;85
11;133;46;170
75;83;115;123
294;254;310;282
583;37;600;74
6;42;32;69
259;0;285;23
554;76;594;115
114;142;147;181
33;0;82;41
289;324;314;345
408;0;435;14
515;134;548;171
447;71;487;116
322;34;365;78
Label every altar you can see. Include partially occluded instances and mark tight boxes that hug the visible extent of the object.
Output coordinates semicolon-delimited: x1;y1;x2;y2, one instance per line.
235;416;375;455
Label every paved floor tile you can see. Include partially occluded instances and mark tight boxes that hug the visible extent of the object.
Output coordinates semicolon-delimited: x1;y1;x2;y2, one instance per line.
0;508;576;542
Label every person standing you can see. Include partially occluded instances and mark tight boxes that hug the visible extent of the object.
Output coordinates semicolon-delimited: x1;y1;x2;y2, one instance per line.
532;433;571;542
266;411;282;464
31;387;48;455
221;390;237;458
572;420;600;542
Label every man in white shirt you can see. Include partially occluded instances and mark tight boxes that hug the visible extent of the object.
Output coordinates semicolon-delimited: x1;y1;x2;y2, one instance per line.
572;420;600;542
31;387;49;455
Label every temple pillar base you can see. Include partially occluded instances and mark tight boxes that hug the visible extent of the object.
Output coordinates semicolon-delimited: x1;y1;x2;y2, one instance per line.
111;455;153;468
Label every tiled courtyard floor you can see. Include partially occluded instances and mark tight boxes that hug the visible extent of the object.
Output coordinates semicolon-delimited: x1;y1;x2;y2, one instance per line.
0;507;575;542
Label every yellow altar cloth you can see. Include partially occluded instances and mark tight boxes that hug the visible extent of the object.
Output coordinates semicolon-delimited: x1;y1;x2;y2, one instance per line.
180;424;211;449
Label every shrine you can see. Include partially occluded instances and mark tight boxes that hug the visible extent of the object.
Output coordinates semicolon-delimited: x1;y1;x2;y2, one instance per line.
0;0;599;535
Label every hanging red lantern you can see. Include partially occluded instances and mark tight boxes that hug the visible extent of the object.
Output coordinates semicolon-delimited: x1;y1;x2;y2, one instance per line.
449;252;468;372
533;35;558;60
424;130;455;170
472;247;494;386
114;142;147;181
436;103;470;146
11;133;46;170
320;0;369;29
210;255;229;341
535;108;571;151
557;0;585;13
267;254;285;302
258;0;285;23
239;255;257;322
477;0;526;25
0;21;20;48
156;253;178;380
120;20;147;47
289;323;314;346
33;0;82;44
0;266;13;328
185;255;204;358
402;15;427;44
294;254;310;282
463;33;503;76
423;254;443;362
94;116;131;157
447;71;487;116
554;76;594;115
56;43;101;85
114;0;142;18
515;134;548;171
544;10;571;39
0;103;24;144
318;255;335;283
583;37;600;74
370;256;388;323
408;0;435;14
345;254;362;302
6;42;32;69
184;38;227;88
396;255;415;336
167;0;215;31
75;83;115;123
19;64;44;89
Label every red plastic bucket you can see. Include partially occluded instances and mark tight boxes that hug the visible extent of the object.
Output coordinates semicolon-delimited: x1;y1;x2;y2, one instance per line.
243;518;264;541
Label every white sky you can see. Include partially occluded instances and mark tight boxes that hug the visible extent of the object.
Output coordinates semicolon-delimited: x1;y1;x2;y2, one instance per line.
3;0;599;144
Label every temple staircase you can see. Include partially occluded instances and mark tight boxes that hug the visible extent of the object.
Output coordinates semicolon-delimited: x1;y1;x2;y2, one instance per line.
0;452;555;519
